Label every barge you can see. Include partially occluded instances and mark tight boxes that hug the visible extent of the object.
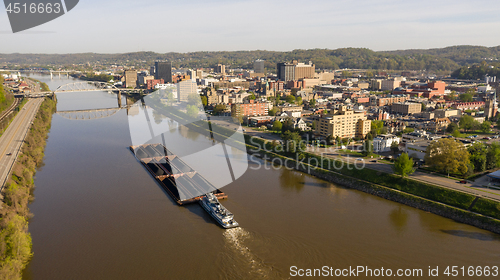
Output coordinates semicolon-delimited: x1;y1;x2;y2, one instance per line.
130;144;227;205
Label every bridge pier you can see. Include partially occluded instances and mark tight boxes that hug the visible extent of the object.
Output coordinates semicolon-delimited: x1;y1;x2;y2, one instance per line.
50;71;53;79
117;91;122;108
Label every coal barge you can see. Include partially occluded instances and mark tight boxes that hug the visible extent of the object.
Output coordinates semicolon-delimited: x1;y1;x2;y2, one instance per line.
130;144;228;205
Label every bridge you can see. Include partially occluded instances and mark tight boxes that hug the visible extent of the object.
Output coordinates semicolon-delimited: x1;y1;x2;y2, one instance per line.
57;107;126;120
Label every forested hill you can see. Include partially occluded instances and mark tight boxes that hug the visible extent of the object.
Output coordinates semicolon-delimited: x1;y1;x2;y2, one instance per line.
1;45;499;72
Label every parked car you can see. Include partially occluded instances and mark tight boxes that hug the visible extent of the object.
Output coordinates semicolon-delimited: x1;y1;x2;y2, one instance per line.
483;137;491;140
6;153;12;156
459;180;467;184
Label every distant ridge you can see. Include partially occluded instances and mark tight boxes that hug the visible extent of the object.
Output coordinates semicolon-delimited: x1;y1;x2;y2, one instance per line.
1;45;499;72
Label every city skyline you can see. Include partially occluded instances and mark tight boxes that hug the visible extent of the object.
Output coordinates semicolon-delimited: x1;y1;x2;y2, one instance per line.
1;0;500;54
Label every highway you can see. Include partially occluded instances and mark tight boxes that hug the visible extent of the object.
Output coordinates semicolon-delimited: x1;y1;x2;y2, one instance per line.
0;98;43;190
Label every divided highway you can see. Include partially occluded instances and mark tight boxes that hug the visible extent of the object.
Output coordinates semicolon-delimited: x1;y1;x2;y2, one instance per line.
0;98;43;190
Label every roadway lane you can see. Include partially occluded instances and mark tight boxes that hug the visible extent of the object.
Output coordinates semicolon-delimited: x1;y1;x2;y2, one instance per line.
0;98;43;190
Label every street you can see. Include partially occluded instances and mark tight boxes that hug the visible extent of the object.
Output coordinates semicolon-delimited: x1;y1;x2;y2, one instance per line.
0;98;43;190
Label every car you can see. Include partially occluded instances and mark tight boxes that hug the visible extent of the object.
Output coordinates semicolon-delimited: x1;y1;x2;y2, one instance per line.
483;137;491;140
459;180;467;184
355;158;364;161
6;153;12;156
370;160;377;162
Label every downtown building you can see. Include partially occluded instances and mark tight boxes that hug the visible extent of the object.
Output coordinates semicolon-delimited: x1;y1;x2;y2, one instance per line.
155;61;172;83
277;60;315;82
231;100;268;117
314;106;371;139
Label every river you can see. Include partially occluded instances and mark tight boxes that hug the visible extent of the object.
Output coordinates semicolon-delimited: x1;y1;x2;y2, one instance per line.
22;74;500;280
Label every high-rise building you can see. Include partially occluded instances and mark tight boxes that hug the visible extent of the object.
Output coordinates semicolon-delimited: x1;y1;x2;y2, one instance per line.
216;64;226;74
124;70;137;88
277;60;315;82
177;80;198;102
155;61;172;83
314;106;371;138
150;66;155;76
254;59;265;74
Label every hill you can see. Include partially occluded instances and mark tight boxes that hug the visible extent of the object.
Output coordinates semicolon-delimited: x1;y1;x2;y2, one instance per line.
1;45;499;72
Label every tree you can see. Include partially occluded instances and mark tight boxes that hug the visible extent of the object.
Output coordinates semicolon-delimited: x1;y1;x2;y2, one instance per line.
268;108;278;116
424;138;470;176
200;95;208;107
486;142;500;170
468;142;487;172
282;117;295;132
248;92;256;100
296;96;303;105
459;93;473;102
326;134;334;145
421;103;427;111
448;91;457;101
446;122;459;133
390;141;399;155
459;115;479;133
187;93;201;107
285;95;296;104
309;99;316;107
281;130;305;155
186;105;199;118
480;121;492;133
361;140;373;156
213;104;226;116
371;120;384;136
272;120;282;131
452;129;461;138
392;153;415;177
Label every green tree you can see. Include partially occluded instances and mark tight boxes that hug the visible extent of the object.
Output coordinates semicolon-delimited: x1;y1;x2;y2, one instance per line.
468;142;487;172
390;141;399;155
309;99;316;107
281;130;305;155
200;95;208;107
446;122;459;133
448;91;457;101
248;92;256;100
480;121;492;133
361;140;373;156
186;105;199;118
424;138;470;176
421;103;427;111
285;95;296;104
392;153;415;177
459;115;479;133
272;120;282;131
486;142;500;170
268;107;278;116
282;117;294;132
326;134;334;145
459;93;473;102
212;104;226;116
452;129;462;138
370;120;384;136
187;93;201;107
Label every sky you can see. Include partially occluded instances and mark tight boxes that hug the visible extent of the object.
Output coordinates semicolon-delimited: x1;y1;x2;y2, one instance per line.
1;0;500;54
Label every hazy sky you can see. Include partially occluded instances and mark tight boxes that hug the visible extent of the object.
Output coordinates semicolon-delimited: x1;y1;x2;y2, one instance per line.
1;0;500;54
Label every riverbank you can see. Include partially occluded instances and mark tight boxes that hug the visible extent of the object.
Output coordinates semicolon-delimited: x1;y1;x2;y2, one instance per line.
0;96;56;279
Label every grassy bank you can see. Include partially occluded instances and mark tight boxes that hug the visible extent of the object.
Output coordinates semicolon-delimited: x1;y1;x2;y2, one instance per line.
0;97;56;279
